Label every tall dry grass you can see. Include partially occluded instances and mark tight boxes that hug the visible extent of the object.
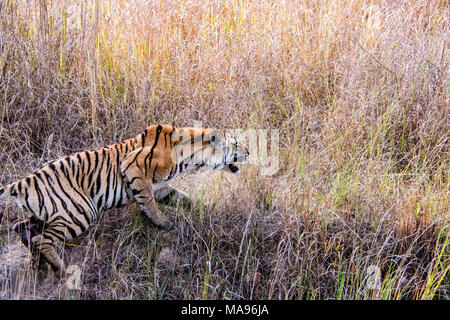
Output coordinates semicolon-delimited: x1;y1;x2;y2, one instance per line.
0;0;448;299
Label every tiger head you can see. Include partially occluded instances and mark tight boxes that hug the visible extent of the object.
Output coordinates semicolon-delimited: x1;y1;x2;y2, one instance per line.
170;127;249;174
207;130;249;174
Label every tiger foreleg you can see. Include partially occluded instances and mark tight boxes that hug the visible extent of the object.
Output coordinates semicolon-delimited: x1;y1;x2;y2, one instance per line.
121;148;174;230
133;185;173;230
133;181;173;230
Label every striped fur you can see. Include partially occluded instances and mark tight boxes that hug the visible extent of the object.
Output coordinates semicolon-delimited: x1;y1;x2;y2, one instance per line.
0;125;249;276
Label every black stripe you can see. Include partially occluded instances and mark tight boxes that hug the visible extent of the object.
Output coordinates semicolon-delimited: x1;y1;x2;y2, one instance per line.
165;167;175;181
52;166;89;227
169;127;176;145
65;224;78;239
122;147;144;173
87;150;99;190
33;176;44;218
117;186;124;207
70;157;76;178
152;164;158;183
35;172;57;217
45;228;67;242
103;152;113;209
41;171;68;212
128;176;142;185
78;154;85;187
50;221;78;241
75;157;82;187
86;151;92;172
143;152;151;177
196;161;205;169
48;162;56;171
97;194;104;211
43;232;60;243
142;130;147;147
59;161;68;176
10;187;17;197
51;218;79;239
81;151;91;188
95;149;106;195
112;145;120;207
144;125;163;177
41;232;54;242
23;188;35;215
43;170;86;231
59;162;96;222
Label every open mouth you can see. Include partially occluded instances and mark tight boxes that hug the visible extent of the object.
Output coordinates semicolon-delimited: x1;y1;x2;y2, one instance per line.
228;163;240;173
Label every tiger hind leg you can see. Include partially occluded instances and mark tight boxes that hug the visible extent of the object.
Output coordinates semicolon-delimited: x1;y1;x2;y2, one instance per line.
31;234;67;277
13;217;46;270
29;221;77;277
14;218;35;249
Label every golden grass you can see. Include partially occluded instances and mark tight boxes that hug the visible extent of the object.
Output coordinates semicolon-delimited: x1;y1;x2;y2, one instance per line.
0;0;448;299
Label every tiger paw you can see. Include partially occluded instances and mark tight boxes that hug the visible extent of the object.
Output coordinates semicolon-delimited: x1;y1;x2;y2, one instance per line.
150;210;174;231
161;220;174;231
152;218;173;231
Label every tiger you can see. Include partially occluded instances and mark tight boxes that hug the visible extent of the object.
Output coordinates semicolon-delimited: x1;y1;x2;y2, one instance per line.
0;124;249;276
